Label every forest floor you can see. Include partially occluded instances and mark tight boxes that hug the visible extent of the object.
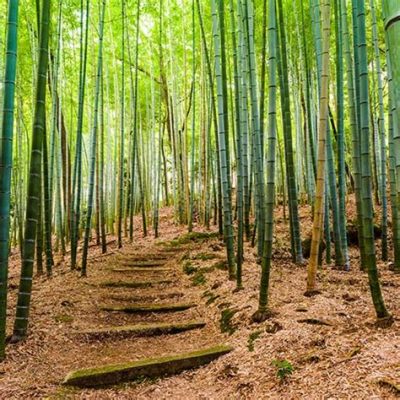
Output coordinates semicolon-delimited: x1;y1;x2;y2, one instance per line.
0;204;400;399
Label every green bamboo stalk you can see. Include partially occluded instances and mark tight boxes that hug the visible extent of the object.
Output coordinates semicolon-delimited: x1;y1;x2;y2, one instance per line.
371;0;386;261
71;0;90;269
196;0;223;235
242;0;265;258
0;0;19;358
335;0;349;268
388;102;400;270
306;0;330;294
211;0;236;279
229;0;243;289
81;0;106;276
12;0;51;342
253;0;277;321
356;0;390;320
129;0;141;240
188;0;196;232
383;0;400;273
117;0;125;248
42;123;53;275
277;0;303;264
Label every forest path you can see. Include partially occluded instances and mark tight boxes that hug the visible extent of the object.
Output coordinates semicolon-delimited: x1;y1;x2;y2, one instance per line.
3;206;400;399
62;231;232;388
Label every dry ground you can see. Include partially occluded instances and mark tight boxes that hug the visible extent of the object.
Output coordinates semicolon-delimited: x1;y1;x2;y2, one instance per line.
0;205;399;399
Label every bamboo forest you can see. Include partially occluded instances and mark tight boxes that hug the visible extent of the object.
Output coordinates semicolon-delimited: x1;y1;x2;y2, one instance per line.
0;0;400;398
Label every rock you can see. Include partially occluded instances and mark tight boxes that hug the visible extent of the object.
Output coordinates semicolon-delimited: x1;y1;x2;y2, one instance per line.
63;345;233;387
100;302;196;313
77;320;206;340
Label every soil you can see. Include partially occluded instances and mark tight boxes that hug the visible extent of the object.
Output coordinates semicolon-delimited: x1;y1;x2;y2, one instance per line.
0;204;399;399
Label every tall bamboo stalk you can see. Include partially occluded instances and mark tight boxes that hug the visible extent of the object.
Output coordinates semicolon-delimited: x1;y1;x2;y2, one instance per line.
356;0;390;320
81;0;106;276
306;0;331;294
211;0;236;279
12;0;51;342
0;0;19;358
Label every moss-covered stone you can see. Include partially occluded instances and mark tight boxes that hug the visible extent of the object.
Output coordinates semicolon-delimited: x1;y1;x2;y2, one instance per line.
109;292;184;303
111;267;170;273
161;232;219;249
376;378;400;393
78;320;206;340
122;260;167;267
63;345;233;387
160;246;184;252
54;314;74;324
99;280;172;289
119;254;168;261
192;252;216;261
100;302;196;313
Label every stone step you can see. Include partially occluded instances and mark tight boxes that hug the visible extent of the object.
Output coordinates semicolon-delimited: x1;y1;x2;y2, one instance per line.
99;279;172;289
100;302;196;313
160;246;184;253
77;320;206;340
63;345;233;387
111;267;171;273
108;292;184;303
121;260;167;267
119;254;168;261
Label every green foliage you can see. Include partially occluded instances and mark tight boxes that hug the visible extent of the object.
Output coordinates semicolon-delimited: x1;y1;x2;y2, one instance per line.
183;261;198;275
202;290;220;305
192;252;216;261
271;359;294;380
213;260;228;270
191;270;206;286
247;330;263;352
219;308;237;335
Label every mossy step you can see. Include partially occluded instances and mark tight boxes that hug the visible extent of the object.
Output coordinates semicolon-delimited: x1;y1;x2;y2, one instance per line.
111;267;171;273
78;320;206;339
160;246;184;252
109;292;184;302
120;254;168;260
63;344;233;387
122;260;167;267
100;302;196;313
99;280;172;289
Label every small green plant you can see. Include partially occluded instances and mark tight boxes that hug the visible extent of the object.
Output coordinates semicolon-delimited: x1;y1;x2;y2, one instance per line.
202;290;220;305
271;359;294;380
183;261;197;275
191;270;206;286
247;330;263;352
220;308;237;335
